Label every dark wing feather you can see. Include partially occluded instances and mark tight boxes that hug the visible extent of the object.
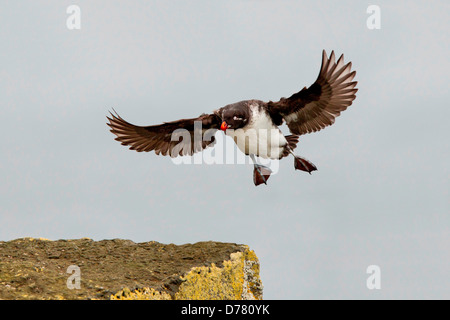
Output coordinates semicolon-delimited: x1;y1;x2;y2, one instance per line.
106;110;221;157
267;50;358;135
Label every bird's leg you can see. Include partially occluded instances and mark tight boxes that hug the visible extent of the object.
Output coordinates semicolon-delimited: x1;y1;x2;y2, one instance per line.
288;149;317;174
250;154;272;186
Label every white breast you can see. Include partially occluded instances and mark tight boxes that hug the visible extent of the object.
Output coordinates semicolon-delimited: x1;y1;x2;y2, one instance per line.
226;103;287;159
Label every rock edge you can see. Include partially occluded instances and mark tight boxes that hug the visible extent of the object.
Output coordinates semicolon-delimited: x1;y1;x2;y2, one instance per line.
0;238;263;300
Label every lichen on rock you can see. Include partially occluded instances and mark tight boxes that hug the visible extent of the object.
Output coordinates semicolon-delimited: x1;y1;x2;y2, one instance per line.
110;287;172;300
175;246;263;300
0;238;263;300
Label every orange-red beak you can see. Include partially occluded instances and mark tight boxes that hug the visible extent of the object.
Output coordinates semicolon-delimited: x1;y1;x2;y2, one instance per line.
220;121;228;131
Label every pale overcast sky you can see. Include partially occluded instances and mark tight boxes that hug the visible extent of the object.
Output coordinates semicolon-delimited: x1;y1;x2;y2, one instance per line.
0;1;449;299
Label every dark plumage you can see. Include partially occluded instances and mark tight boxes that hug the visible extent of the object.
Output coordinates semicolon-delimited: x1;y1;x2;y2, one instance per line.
107;50;358;186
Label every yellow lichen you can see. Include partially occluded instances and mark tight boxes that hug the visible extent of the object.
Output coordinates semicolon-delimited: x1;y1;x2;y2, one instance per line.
174;246;263;300
21;237;51;242
110;287;172;300
110;247;263;300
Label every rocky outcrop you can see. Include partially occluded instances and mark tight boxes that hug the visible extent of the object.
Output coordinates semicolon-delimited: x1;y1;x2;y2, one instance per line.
0;238;262;300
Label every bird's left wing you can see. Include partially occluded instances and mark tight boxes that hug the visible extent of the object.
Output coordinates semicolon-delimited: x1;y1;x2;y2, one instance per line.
267;50;358;136
106;110;222;157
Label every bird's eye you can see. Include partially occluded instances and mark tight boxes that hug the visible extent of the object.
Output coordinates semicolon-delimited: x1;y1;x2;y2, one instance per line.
233;116;243;121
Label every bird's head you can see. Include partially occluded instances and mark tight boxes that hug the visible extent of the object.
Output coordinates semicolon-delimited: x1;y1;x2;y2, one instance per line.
220;102;249;131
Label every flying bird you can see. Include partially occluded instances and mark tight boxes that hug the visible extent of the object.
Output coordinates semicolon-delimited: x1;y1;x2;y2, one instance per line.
107;50;358;186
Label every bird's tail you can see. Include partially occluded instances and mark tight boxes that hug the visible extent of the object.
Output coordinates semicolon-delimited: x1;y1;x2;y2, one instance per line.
281;135;299;159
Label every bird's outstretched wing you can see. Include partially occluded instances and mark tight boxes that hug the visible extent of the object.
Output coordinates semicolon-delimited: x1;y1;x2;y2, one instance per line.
106;110;222;157
267;50;358;135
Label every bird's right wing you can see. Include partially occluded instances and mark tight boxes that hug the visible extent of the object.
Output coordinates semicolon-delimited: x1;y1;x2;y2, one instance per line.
267;50;358;136
106;110;222;157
